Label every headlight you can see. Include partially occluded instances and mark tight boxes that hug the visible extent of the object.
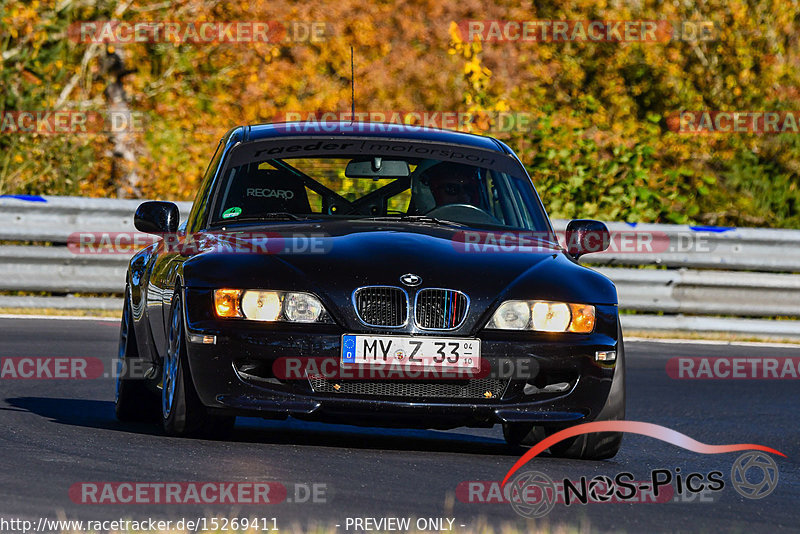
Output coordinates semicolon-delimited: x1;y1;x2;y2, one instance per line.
213;289;332;323
486;300;595;333
241;291;282;321
489;301;530;330
532;301;571;331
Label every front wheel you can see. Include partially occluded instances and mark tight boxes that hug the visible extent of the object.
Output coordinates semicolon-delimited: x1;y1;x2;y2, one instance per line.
546;320;626;460
502;423;545;448
162;291;235;438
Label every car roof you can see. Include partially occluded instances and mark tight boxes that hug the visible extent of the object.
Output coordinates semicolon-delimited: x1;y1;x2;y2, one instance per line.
237;122;510;153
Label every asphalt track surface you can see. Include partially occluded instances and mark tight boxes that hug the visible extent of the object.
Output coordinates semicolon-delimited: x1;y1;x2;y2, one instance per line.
0;316;798;533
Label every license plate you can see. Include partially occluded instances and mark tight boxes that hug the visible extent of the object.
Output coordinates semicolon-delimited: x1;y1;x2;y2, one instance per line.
341;334;481;371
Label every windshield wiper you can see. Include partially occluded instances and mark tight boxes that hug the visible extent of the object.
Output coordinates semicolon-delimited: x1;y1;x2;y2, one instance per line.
362;215;467;228
260;212;306;220
213;213;308;226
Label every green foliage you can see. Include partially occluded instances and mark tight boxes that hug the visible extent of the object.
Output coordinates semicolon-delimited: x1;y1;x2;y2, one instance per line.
719;146;800;227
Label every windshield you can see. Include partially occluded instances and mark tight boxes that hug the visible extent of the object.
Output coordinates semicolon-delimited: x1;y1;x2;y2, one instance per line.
208;141;551;232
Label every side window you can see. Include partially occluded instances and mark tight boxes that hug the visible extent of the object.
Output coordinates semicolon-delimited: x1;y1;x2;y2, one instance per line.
187;140;224;232
503;175;545;230
510;176;550;231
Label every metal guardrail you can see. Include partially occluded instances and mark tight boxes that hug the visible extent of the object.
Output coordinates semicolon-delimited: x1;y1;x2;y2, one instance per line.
1;195;799;338
0;245;128;293
597;268;800;317
550;219;800;272
0;195;192;242
619;314;800;339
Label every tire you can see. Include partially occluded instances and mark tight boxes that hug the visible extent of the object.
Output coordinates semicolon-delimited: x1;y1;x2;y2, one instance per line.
546;320;626;460
161;290;235;438
115;287;159;422
503;423;545;448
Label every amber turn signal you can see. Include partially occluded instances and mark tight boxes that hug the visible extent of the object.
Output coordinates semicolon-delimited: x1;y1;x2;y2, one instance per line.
214;289;243;318
568;303;596;333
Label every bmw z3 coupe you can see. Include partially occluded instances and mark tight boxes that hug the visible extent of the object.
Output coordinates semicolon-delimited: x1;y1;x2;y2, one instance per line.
116;122;624;459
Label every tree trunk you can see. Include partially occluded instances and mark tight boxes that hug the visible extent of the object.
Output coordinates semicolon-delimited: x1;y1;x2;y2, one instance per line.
102;45;141;198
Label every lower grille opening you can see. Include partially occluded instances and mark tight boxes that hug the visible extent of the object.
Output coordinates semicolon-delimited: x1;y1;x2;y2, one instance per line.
234;360;295;392
308;377;508;399
235;361;277;381
510;371;578;400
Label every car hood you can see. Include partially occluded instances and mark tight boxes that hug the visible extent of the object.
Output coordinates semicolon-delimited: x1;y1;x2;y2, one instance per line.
181;220;617;332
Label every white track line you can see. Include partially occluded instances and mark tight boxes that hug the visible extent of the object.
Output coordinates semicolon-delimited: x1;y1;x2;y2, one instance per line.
626;336;800;348
0;314;116;322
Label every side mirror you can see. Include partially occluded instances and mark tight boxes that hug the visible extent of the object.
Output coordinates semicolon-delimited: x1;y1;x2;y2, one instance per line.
565;219;610;259
134;201;179;234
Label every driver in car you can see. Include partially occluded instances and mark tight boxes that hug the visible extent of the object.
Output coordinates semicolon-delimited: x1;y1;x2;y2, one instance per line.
426;162;485;208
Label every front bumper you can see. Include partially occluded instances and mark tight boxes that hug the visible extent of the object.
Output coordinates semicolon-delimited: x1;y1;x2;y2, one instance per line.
183;289;620;430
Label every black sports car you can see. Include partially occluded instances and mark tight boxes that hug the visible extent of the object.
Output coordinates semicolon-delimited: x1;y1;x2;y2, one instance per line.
116;122;625;459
